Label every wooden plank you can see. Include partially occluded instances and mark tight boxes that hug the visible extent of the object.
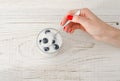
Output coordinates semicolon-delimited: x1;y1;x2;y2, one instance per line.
0;1;120;80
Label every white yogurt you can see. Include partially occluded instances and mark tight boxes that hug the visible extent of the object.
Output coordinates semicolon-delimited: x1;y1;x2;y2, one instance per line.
37;28;62;54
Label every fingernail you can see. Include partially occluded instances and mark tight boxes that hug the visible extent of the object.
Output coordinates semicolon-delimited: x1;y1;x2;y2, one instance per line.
64;27;66;29
67;15;73;20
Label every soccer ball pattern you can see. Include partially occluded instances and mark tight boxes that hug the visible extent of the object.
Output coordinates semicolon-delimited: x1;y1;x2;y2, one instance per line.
37;28;62;54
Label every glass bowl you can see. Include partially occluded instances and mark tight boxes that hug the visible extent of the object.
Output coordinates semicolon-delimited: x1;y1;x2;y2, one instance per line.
37;28;63;55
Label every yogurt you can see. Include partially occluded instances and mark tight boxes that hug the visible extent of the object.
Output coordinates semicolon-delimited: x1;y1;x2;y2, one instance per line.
37;28;62;54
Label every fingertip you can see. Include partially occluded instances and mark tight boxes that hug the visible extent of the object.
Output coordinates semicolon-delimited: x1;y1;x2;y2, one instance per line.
64;26;65;29
70;29;74;33
64;26;69;33
68;29;72;33
60;22;62;25
69;29;72;34
63;26;67;32
60;16;68;26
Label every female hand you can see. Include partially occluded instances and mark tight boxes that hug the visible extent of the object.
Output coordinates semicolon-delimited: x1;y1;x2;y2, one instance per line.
60;8;120;47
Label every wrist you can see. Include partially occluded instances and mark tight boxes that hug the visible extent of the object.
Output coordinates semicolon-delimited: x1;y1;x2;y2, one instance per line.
96;25;120;47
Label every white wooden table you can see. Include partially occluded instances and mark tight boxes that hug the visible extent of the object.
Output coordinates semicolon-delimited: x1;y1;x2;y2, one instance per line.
0;0;120;81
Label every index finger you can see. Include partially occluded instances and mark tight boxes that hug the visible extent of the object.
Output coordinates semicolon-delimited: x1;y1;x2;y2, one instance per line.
60;9;78;26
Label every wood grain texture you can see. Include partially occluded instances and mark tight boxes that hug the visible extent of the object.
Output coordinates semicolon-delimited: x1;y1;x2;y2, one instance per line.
0;0;120;81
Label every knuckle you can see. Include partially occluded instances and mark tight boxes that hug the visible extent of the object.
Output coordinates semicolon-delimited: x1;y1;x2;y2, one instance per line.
69;10;74;12
67;9;77;15
68;10;74;14
83;8;89;11
82;8;90;12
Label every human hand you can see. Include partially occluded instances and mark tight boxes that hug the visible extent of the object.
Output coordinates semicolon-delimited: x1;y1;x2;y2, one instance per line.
60;8;120;47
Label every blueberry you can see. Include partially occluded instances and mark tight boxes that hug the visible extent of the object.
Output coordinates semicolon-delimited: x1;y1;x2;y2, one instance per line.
44;47;49;51
43;38;48;44
45;30;50;34
116;22;119;25
54;44;59;50
52;40;55;44
39;40;42;43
